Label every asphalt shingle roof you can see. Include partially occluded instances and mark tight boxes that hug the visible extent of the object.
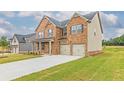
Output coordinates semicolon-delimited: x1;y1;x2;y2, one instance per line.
82;12;97;20
60;19;70;28
14;33;35;43
48;16;70;28
47;12;97;28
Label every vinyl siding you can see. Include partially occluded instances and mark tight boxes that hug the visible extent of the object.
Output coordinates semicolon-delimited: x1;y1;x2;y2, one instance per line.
19;42;33;52
87;14;102;52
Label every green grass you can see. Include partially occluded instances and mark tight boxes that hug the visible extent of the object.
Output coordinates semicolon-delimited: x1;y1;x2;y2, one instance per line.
0;54;40;64
16;46;124;81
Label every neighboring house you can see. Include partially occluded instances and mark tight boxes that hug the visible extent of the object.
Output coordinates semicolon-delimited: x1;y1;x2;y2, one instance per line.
10;33;36;53
33;12;103;57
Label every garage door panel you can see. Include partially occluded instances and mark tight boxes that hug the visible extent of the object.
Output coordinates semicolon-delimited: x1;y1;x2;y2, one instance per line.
72;44;85;56
60;45;70;55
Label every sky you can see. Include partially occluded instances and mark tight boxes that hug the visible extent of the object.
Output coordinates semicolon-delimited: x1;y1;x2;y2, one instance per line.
0;11;124;40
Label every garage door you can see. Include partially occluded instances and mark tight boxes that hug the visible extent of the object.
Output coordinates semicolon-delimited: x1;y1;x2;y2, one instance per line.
72;44;85;56
60;45;70;55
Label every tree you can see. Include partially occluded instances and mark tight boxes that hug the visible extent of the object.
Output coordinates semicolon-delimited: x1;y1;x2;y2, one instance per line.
0;36;9;53
103;34;124;46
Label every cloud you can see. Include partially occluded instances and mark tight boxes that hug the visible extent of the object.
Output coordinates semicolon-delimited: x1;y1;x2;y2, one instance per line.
115;28;124;37
0;11;123;40
0;28;8;36
0;18;18;37
45;11;92;21
100;12;119;28
0;18;15;31
0;11;16;17
17;11;93;21
99;12;123;40
53;11;74;21
18;11;44;21
15;26;34;35
0;18;11;25
18;11;39;17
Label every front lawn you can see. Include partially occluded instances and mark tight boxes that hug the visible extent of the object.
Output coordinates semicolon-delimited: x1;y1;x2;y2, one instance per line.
0;54;40;64
16;46;124;81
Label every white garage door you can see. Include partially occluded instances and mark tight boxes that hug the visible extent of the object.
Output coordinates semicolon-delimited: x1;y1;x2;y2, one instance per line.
60;45;70;55
72;44;85;56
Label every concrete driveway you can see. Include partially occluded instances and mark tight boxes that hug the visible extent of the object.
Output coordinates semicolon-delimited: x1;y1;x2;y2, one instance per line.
0;55;81;81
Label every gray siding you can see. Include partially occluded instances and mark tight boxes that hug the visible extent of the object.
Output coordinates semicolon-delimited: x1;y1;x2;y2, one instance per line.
19;43;33;52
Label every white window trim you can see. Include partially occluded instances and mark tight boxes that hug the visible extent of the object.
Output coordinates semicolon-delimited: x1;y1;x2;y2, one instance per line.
71;24;83;34
48;29;53;37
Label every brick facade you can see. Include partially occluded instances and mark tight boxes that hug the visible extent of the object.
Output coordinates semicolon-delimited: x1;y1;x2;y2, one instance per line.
88;50;103;56
34;12;103;56
66;16;88;55
35;16;62;55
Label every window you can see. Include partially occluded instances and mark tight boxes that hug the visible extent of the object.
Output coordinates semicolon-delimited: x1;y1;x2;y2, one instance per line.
38;32;44;38
38;32;42;38
71;26;77;33
71;24;83;34
25;38;30;42
77;24;82;32
94;29;96;36
48;29;53;37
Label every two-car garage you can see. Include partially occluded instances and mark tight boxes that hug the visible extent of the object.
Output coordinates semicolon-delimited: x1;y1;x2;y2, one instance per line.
60;44;85;57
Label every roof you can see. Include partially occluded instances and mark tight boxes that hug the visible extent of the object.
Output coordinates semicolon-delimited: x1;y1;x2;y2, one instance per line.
14;33;35;43
36;11;103;33
47;16;61;27
47;16;70;28
60;19;70;28
81;12;97;20
46;12;97;28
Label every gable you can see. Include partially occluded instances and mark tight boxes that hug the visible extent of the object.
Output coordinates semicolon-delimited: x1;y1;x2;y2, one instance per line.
89;12;103;33
67;16;87;27
35;16;56;32
87;13;103;51
12;36;19;45
66;14;88;27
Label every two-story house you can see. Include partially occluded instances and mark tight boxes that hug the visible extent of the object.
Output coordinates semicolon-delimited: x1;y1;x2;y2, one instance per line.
32;12;103;57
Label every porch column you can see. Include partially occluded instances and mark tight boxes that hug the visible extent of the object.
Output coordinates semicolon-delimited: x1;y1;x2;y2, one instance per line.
49;40;52;55
32;42;34;52
36;42;38;52
39;41;41;54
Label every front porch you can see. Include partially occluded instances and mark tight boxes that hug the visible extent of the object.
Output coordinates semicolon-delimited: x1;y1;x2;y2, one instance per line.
32;38;54;55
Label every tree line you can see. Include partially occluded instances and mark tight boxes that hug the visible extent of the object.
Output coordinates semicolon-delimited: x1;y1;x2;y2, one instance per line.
103;34;124;46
